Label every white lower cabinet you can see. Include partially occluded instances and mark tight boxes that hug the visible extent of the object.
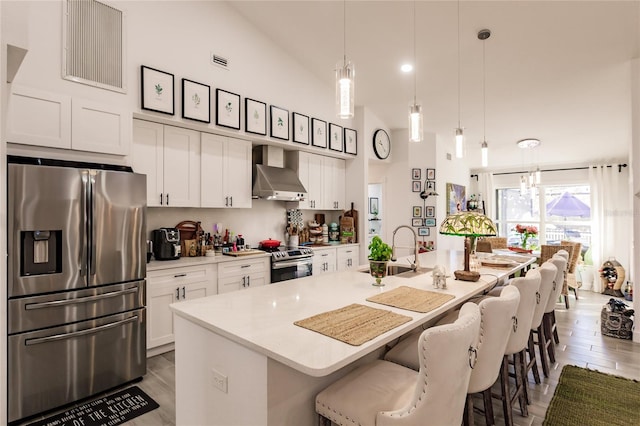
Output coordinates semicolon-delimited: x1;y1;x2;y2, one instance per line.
217;257;270;294
337;246;360;271
312;247;337;275
147;263;216;351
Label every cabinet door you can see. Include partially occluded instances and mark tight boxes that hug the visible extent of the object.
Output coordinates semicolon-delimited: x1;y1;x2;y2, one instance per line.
247;271;268;288
6;85;72;149
163;126;201;207
298;152;324;210
71;98;131;155
313;248;336;275
337;246;360;271
325;157;346;210
225;138;252;208
147;281;179;349
132;120;164;207
200;133;226;207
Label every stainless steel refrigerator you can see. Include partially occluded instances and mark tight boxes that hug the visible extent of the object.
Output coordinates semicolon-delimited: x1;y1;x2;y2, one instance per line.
7;156;147;423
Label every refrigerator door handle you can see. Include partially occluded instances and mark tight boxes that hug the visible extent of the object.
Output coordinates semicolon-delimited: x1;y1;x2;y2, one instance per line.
80;171;90;279
88;171;97;276
24;316;138;346
24;288;139;310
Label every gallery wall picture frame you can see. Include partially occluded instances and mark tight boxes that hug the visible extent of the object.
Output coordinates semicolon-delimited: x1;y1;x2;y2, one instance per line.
344;128;357;155
412;181;421;192
424;218;437;227
216;89;241;130
418;227;430;236
311;118;327;148
446;182;467;215
329;123;344;152
292;112;310;144
141;65;175;115
426;168;436;180
270;105;289;140
245;98;267;135
425;206;435;217
412;218;423;227
426;180;436;191
412;168;421;180
369;197;379;214
413;206;422;217
181;79;210;123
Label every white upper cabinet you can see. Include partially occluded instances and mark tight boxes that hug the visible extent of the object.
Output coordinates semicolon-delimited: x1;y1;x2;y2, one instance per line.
324;157;346;211
7;85;131;155
200;133;252;208
132;120;200;207
291;151;345;210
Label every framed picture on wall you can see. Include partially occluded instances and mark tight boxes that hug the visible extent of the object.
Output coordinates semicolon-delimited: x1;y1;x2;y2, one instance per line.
329;123;343;151
418;227;430;236
344;128;357;155
426;168;436;180
182;79;210;123
141;65;174;115
412;181;421;192
426;180;436;191
425;206;435;217
270;105;289;140
412;168;421;180
245;98;267;135
216;89;241;130
424;218;437;227
413;206;422;217
312;118;327;148
369;197;379;214
292;112;309;144
412;218;423;227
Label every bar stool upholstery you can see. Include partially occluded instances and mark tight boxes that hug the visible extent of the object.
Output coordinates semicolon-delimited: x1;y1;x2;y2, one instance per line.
527;261;557;382
315;303;481;426
497;268;541;426
543;255;568;364
540;245;573;307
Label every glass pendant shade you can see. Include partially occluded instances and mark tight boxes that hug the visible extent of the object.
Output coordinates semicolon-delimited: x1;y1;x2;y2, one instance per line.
409;103;423;142
535;168;541;184
455;128;464;158
481;141;488;167
336;61;354;119
520;175;527;194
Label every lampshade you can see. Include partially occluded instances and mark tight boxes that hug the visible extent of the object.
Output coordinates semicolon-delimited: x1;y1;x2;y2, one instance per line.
440;211;496;281
409;102;423;142
455;128;464;158
481;141;488;167
336;61;354;119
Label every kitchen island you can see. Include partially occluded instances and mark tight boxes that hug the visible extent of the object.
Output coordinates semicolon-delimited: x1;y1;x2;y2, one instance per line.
170;250;535;425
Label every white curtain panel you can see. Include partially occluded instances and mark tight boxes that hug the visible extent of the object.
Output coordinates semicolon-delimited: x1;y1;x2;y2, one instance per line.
477;172;495;219
589;164;630;292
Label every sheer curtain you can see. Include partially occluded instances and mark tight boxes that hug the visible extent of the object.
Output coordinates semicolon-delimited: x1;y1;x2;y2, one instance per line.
589;165;630;292
477;172;495;219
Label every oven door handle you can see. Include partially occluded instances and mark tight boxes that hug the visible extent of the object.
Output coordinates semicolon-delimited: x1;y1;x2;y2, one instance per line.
272;259;312;269
25;316;138;346
24;287;139;310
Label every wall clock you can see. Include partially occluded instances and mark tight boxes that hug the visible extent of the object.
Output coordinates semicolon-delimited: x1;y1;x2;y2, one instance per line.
372;129;390;159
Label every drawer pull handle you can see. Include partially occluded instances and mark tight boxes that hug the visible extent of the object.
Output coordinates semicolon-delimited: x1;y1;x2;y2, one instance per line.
174;273;187;278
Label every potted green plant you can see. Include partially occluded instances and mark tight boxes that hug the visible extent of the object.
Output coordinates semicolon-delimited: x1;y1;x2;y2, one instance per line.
368;235;392;286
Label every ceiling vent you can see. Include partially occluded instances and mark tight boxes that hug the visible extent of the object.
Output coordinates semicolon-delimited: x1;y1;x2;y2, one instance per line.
211;53;229;70
63;0;126;93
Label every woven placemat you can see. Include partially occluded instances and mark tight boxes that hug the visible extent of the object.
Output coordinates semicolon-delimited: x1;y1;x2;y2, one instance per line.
366;286;455;313
294;303;412;346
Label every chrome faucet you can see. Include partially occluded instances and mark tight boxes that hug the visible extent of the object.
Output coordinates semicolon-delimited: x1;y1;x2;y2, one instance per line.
391;225;419;271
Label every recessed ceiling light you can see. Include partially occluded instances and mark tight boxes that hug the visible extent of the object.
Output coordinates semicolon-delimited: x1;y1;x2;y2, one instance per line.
401;64;413;73
516;138;541;149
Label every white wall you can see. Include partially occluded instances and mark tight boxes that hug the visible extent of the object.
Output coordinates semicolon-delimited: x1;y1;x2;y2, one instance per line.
632;58;639;342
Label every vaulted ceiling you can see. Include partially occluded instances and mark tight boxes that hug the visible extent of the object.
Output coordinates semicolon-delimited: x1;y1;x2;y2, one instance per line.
229;1;638;171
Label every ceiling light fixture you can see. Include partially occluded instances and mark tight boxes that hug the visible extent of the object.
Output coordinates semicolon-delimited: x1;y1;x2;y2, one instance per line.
408;0;423;142
336;0;354;119
401;64;413;73
454;0;464;158
478;29;491;167
516;138;541;149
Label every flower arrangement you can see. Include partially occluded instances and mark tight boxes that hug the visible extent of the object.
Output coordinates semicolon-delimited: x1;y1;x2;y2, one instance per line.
514;224;538;249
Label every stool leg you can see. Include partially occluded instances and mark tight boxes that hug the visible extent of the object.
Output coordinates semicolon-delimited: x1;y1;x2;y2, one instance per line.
564;294;570;309
463;394;474;426
543;312;557;364
572;287;579;300
500;355;514;426
527;332;541;384
318;414;331;426
482;388;495;426
536;324;550;377
552;310;560;344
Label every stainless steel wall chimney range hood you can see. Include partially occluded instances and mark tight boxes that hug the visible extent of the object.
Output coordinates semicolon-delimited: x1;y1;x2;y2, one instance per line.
252;145;307;201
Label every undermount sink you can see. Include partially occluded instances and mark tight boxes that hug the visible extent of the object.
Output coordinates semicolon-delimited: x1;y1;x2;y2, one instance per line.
360;264;433;277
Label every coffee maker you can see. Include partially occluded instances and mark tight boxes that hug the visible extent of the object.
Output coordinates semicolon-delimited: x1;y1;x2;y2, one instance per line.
152;228;181;260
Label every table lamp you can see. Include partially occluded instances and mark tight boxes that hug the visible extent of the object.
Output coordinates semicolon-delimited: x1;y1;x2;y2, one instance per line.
439;211;497;281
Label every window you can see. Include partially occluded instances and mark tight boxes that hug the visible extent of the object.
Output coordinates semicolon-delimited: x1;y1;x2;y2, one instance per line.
495;185;591;254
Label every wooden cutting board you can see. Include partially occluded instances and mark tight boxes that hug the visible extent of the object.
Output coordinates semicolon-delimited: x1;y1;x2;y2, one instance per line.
222;249;265;257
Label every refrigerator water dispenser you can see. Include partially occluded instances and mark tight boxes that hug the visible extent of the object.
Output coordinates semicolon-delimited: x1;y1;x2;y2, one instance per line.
21;230;62;276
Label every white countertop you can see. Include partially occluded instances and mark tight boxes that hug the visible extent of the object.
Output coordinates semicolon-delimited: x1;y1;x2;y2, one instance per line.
170;250;534;377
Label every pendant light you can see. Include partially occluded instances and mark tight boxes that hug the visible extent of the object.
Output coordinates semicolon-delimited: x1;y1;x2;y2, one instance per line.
478;29;490;167
336;0;354;119
408;0;423;142
454;0;464;158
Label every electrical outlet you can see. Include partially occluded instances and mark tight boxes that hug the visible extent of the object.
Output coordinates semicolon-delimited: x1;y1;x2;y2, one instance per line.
211;368;228;393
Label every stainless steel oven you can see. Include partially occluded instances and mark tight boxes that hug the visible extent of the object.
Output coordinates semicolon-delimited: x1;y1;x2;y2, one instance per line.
269;248;314;283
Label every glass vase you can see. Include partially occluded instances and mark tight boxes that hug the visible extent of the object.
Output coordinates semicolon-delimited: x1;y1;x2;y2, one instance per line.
369;260;388;286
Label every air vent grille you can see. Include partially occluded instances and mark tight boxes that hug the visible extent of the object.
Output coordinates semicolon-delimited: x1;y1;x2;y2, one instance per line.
63;0;126;92
211;53;229;70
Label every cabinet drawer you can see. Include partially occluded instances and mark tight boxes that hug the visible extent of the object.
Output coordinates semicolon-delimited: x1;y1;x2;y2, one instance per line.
337;246;358;259
218;258;268;277
148;264;213;287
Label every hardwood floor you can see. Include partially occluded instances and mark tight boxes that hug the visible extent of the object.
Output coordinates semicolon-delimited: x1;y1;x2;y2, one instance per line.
19;290;639;425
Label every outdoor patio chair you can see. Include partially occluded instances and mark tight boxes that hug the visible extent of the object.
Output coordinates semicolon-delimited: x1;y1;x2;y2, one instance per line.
560;240;582;300
539;244;574;308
